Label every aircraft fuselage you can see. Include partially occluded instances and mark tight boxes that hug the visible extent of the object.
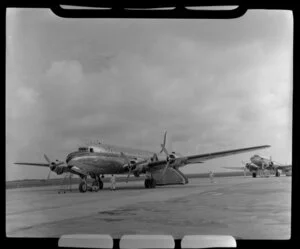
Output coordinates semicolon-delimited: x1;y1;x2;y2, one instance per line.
65;144;163;175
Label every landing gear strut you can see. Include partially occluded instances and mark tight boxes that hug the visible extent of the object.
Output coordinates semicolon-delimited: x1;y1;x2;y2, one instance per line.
144;178;156;189
92;176;104;191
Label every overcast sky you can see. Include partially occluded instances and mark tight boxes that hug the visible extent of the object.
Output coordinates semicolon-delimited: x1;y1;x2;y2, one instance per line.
6;9;293;181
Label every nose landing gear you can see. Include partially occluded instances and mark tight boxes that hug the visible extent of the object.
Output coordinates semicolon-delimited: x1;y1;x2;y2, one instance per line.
79;180;88;193
79;176;104;193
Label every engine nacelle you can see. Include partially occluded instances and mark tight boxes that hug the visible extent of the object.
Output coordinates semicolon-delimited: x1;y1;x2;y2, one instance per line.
133;163;147;176
53;166;65;175
247;163;258;171
168;152;180;162
130;160;137;166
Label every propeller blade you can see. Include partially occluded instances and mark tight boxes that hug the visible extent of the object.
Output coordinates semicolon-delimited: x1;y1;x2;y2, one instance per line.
161;161;170;178
44;154;51;164
159;131;169;155
163;147;169;156
46;170;51;181
163;131;167;147
121;152;132;183
126;169;131;183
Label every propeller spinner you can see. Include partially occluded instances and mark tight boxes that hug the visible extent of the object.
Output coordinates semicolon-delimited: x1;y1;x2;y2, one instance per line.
44;154;65;180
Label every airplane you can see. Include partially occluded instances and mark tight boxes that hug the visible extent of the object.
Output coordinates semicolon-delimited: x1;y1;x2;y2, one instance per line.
15;132;271;193
223;154;292;178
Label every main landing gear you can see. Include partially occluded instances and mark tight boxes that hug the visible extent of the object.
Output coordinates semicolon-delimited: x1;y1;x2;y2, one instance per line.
144;178;156;189
79;176;104;193
275;170;280;177
252;172;257;178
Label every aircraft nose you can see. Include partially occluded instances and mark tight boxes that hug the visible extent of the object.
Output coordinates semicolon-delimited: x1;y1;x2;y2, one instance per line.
66;152;77;164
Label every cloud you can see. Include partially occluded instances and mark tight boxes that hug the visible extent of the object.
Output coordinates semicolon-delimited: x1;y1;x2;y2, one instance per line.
46;60;83;84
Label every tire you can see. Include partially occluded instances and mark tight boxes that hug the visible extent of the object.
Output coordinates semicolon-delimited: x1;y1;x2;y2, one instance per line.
92;180;100;192
144;179;149;188
150;179;156;188
79;182;87;193
252;172;257;178
276;171;280;177
99;180;104;189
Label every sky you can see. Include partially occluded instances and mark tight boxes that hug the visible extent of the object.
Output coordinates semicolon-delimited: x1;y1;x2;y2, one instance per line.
6;8;293;181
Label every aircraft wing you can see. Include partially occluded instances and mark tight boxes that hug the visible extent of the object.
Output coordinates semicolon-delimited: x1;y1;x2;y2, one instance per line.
185;145;270;163
275;164;292;170
14;162;49;167
222;167;246;171
147;145;270;170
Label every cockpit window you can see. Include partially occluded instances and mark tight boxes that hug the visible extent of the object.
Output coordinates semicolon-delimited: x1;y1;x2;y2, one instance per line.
78;147;88;152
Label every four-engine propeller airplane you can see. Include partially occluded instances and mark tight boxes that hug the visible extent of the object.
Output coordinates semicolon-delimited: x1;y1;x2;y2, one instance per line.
15;132;271;193
224;154;292;177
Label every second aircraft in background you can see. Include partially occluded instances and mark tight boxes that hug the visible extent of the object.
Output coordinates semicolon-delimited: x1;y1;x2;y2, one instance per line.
224;154;292;178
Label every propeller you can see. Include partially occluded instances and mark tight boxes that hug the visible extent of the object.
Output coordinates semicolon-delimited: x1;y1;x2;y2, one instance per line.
161;160;171;179
159;131;175;179
44;154;51;164
158;131;181;179
121;152;133;183
160;131;169;156
46;170;52;180
43;154;65;180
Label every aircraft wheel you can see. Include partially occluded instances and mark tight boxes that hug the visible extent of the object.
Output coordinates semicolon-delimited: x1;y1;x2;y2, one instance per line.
99;180;104;189
92;180;100;192
144;179;150;188
276;171;280;177
79;182;87;193
150;179;156;188
252;172;257;178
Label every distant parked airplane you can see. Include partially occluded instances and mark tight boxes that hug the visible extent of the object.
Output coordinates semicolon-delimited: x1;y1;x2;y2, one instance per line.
224;154;292;178
15;132;270;192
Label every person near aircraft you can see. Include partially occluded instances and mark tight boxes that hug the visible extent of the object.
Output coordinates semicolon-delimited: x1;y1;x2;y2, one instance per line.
209;171;215;183
110;174;116;191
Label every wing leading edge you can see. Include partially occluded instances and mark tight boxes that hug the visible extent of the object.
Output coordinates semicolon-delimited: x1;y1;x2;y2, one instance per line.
14;162;49;167
186;145;271;164
147;145;271;169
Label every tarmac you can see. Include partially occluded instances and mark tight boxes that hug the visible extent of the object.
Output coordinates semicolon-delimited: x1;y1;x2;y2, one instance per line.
6;176;291;239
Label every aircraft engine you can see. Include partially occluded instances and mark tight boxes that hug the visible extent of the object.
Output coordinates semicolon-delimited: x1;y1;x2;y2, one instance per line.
53;166;65;175
133;172;140;177
133;163;147;176
245;163;251;170
130;160;137;167
167;152;180;163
